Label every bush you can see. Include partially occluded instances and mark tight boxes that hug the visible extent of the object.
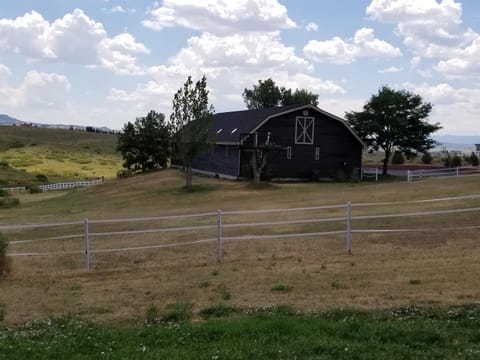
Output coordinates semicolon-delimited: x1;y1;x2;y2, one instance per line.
35;174;49;183
451;155;462;167
421;152;432;164
0;232;10;275
444;154;451;167
160;302;192;323
0;191;20;208
470;152;479;166
27;186;43;194
391;151;405;164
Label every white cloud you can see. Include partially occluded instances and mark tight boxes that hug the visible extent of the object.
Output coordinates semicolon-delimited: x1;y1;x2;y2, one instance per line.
434;38;480;78
142;0;296;34
0;64;12;85
107;6;126;13
305;22;318;32
0;70;71;109
378;66;402;73
0;9;148;74
303;27;402;64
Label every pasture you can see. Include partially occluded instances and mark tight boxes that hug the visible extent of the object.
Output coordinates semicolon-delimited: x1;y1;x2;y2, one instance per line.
0;170;479;326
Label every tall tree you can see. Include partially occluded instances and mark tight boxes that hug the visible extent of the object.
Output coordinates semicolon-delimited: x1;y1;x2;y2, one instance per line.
345;86;440;175
242;78;318;109
171;75;214;190
117;110;171;172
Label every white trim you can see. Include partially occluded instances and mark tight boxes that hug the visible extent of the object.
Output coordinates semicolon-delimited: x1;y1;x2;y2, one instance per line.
295;116;315;145
249;104;366;149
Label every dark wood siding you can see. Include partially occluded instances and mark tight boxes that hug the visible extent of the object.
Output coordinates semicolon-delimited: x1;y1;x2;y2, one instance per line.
240;109;362;179
192;144;240;177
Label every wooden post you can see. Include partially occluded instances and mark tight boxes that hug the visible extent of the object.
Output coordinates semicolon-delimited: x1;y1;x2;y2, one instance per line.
84;218;90;271
346;202;352;255
375;168;378;182
407;170;410;182
456;167;459;177
216;210;222;262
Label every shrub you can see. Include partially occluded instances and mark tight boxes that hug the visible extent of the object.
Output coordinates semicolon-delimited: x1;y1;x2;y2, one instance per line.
160;302;192;323
35;174;49;183
421;152;432;164
271;284;292;293
470;152;479;166
0;232;10;275
391;151;405;164
444;154;451;167
0;193;20;209
199;304;239;320
451;155;462;167
28;186;43;194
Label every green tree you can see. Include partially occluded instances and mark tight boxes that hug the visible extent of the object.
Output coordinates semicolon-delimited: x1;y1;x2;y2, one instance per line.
117;110;171;172
171;75;214;190
391;151;405;164
421;151;432;164
243;78;318;109
345;86;440;175
469;152;479;166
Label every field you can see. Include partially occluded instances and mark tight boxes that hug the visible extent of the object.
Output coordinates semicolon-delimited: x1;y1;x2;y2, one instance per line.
0;126;122;183
0;169;479;326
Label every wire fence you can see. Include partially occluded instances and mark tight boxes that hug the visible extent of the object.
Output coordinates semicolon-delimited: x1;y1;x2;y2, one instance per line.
2;193;479;271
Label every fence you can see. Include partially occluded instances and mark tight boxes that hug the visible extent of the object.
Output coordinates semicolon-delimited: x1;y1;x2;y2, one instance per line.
407;167;480;181
361;168;378;181
2;193;479;271
1;179;103;193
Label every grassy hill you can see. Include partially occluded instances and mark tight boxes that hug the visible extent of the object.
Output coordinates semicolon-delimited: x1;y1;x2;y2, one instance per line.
0;170;479;326
0;125;122;183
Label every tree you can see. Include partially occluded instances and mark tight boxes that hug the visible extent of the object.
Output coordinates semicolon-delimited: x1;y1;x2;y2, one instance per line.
470;152;479;166
171;75;214;190
421;151;432;164
242;78;318;109
117;110;171;172
345;86;440;175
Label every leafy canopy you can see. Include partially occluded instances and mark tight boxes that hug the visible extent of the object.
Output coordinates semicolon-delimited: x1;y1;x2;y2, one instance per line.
243;78;318;109
117;110;171;172
345;85;440;175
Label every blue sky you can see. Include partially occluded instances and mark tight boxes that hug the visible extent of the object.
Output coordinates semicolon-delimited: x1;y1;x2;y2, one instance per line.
1;0;479;135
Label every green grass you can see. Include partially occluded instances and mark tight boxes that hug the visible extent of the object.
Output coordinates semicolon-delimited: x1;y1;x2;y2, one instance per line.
0;126;122;181
1;306;480;359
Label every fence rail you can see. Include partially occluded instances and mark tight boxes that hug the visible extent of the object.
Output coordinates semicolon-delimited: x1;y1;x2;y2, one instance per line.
1;179;103;193
3;193;480;270
407;167;480;181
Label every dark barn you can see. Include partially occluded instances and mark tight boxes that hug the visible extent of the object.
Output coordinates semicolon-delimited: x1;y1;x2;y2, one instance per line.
189;104;364;180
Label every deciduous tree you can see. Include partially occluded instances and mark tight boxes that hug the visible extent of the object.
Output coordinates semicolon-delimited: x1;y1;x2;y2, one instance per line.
170;75;214;190
345;86;440;175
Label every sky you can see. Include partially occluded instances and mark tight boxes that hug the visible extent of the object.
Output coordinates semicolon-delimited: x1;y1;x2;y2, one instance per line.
0;0;479;135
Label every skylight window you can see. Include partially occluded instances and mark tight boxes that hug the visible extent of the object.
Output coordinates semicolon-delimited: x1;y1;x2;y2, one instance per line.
231;128;238;134
217;128;223;134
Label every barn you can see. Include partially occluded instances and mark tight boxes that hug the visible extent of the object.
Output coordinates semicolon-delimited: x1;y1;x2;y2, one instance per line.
188;104;365;180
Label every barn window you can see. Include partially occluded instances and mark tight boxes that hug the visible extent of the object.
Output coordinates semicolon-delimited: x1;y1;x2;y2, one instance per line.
295;117;314;145
286;146;292;160
315;147;320;160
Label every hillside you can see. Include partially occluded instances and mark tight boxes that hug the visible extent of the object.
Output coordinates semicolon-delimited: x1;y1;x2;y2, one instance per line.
0;125;122;182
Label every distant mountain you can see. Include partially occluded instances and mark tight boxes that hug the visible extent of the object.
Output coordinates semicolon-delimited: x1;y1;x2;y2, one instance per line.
433;135;480;146
0;114;24;126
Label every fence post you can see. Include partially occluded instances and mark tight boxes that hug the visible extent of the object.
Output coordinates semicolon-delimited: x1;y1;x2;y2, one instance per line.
375;168;378;182
346;201;352;255
407;170;410;182
456;167;459;177
84;218;90;271
216;210;222;262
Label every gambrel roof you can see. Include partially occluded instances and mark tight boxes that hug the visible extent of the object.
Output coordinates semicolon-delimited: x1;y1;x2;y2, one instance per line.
211;104;365;147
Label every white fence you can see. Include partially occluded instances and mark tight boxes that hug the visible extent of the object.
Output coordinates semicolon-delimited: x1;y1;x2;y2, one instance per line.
407;167;480;181
361;168;379;181
2;193;479;271
1;179;103;193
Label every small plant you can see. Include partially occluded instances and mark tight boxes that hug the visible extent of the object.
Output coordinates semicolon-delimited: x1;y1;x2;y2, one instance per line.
199;281;210;288
271;284;292;293
409;279;422;285
199;304;239;320
27;186;43;194
0;232;10;275
331;281;341;289
35;174;49;183
451;155;462;168
218;284;231;300
391;151;405;164
211;270;219;276
160;302;192;323
145;304;160;323
421;152;432;164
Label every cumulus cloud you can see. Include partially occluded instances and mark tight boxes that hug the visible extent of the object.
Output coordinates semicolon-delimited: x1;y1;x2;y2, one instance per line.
434;38;480;78
142;0;296;34
0;70;71;109
378;66;402;73
0;9;148;74
303;27;402;64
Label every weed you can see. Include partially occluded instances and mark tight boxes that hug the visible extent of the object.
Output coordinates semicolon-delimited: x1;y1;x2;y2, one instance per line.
271;284;292;293
199;281;210;288
160;302;192;323
199;304;239;319
409;279;422;285
331;281;341;289
0;232;9;275
211;270;219;276
218;284;231;300
145;304;160;323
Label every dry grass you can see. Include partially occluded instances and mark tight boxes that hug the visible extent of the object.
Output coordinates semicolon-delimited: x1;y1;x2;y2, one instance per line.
1;169;480;325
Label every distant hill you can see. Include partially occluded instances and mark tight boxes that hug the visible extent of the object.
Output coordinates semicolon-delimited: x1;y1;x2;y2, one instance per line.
433;135;480;146
0;114;24;126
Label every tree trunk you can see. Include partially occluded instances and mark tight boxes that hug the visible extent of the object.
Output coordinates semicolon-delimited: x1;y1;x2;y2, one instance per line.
382;149;390;175
186;166;192;190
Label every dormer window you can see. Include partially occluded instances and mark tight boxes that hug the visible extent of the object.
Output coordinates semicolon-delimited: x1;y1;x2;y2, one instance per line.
295;117;314;145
